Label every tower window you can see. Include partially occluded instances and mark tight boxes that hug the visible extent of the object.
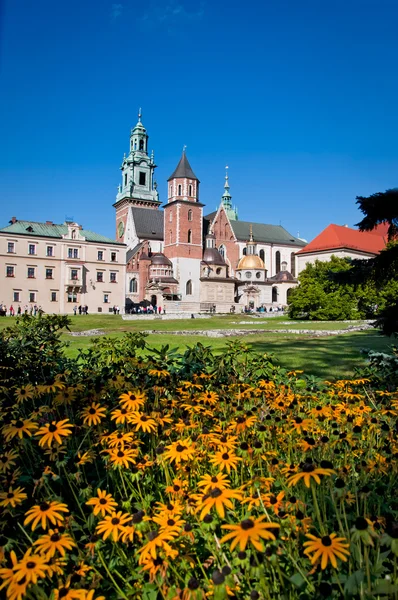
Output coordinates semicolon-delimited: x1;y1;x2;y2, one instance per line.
187;229;192;243
189;184;192;196
276;251;281;274
169;185;172;197
139;139;144;151
186;280;193;295
169;230;172;244
124;174;127;186
178;184;182;195
169;211;172;222
188;209;192;221
129;278;137;293
139;172;146;186
259;249;265;262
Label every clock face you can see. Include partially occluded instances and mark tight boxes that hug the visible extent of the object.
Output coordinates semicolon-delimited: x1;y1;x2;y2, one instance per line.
118;221;125;238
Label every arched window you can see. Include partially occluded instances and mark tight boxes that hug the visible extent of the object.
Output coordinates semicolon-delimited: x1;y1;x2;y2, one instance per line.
290;252;296;277
281;261;287;271
129;278;137;293
71;230;76;239
275;251;281;273
219;245;225;258
188;209;192;221
169;185;172;197
259;249;265;262
178;184;182;195
124;173;127;186
243;248;247;256
139;139;144;151
272;286;278;303
187;229;192;243
189;184;192;196
224;223;229;238
186;280;193;295
169;211;172;222
169;230;172;244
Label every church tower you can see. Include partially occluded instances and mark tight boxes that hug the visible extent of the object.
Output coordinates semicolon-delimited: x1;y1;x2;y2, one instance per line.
113;110;160;244
221;166;238;221
163;150;203;303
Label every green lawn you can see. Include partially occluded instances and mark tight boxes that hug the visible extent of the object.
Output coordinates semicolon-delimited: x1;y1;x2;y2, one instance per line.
13;314;387;380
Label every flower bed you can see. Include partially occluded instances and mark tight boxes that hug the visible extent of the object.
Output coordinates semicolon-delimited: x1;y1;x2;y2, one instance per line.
0;316;397;599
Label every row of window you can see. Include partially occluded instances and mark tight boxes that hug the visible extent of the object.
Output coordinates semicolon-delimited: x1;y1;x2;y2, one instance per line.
7;243;118;262
169;184;193;197
168;209;193;223
6;266;118;282
168;230;193;244
124;171;146;187
11;291;113;304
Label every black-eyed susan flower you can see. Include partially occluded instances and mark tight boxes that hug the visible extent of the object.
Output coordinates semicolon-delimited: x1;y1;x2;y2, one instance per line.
81;403;106;426
209;450;242;474
153;513;186;531
127;412;157;433
119;390;146;411
24;500;69;531
110;407;133;424
33;529;76;558
36;419;73;448
107;430;136;448
4;575;29;600
2;419;38;442
287;463;335;488
0;486;27;508
148;368;170;378
86;489;118;517
197;487;242;520
221;516;280;551
263;491;285;514
163;440;196;465
197;473;230;493
13;548;49;584
0;450;19;473
52;583;85;599
107;448;138;468
137;528;179;562
351;517;378;546
13;384;35;403
303;533;350;569
96;511;133;542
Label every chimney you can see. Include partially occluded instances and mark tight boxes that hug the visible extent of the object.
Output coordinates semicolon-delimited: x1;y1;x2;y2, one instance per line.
45;221;53;225
10;216;17;224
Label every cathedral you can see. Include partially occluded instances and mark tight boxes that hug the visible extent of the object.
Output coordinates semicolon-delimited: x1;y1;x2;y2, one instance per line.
113;113;306;312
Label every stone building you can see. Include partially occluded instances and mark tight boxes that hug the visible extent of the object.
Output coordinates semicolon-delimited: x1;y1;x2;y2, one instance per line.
0;219;126;314
115;113;305;312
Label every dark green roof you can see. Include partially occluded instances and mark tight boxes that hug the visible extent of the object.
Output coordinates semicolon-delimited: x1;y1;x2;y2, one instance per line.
230;221;306;247
0;220;124;245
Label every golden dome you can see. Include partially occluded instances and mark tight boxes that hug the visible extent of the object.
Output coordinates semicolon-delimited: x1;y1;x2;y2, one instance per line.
237;254;265;270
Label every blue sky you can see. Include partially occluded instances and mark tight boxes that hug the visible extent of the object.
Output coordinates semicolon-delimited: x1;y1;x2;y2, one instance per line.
1;0;397;242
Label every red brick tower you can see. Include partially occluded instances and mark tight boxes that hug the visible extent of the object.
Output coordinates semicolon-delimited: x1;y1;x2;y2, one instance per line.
163;150;203;303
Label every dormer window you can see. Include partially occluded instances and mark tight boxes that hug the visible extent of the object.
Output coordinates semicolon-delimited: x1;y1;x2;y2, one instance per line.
71;229;76;239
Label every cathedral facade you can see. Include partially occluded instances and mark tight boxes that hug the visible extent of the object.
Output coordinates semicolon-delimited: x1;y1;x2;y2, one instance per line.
113;114;306;312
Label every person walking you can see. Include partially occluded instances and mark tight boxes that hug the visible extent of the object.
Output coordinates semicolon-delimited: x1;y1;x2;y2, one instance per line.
78;305;82;315
9;305;14;316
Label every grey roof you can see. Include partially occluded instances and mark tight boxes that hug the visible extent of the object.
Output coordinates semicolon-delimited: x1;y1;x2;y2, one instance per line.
268;270;297;282
168;152;199;181
0;220;124;245
126;243;142;263
131;207;164;240
230;221;306;247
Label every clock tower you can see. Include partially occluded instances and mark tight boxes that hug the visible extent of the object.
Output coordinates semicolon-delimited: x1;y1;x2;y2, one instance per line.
113;110;160;246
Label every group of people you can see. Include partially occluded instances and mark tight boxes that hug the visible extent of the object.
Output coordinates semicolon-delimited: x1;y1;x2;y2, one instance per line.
0;304;43;317
128;304;163;315
242;304;286;313
112;306;120;314
73;305;89;315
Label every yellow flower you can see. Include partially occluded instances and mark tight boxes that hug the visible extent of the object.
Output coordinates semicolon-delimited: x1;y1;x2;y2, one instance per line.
96;511;131;542
209;450;242;473
303;533;350;569
107;448;138;468
287;463;335;488
36;419;73;448
110;407;133;424
198;473;231;493
138;529;179;563
221;516;280;551
119;390;146;411
2;419;38;442
0;486;27;508
81;403;106;426
13;548;49;584
33;529;76;558
163;440;196;465
86;489;118;517
197;487;242;520
0;450;19;473
127;412;157;433
24;500;69;531
14;384;35;403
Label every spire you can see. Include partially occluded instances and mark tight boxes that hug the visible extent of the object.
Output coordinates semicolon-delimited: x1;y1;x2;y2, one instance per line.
246;224;257;255
168;151;199;181
249;223;253;242
138;107;142;122
220;166;238;221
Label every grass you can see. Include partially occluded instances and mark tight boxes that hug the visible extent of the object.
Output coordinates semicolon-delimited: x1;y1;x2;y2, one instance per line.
9;313;385;380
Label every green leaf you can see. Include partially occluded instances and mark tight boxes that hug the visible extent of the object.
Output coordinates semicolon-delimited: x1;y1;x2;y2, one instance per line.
289;572;306;589
344;570;364;595
372;581;398;595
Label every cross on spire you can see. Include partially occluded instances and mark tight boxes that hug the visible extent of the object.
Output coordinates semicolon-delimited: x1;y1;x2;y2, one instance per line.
138;107;142;122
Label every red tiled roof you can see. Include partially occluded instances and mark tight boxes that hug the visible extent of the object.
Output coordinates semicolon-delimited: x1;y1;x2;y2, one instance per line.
296;224;387;255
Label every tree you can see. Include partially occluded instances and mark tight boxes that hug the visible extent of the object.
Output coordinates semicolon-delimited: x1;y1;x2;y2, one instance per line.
356;189;398;335
287;256;377;321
